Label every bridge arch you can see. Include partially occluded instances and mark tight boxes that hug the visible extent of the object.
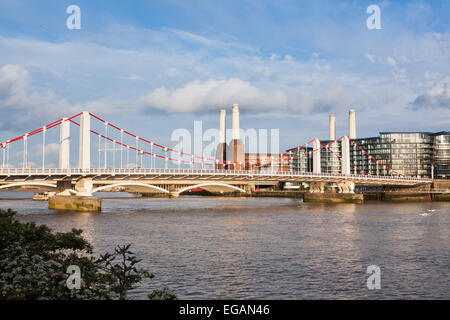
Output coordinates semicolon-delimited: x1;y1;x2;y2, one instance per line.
0;182;57;190
177;183;246;194
91;183;169;194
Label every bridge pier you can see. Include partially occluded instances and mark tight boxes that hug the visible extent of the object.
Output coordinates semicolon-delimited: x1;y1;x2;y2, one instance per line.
169;192;179;198
56;180;72;195
49;178;101;212
168;185;179;198
75;177;93;196
49;195;101;212
304;180;361;203
244;183;255;194
309;182;325;193
337;181;355;194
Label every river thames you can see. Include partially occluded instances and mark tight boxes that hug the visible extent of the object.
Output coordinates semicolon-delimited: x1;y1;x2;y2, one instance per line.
1;191;449;299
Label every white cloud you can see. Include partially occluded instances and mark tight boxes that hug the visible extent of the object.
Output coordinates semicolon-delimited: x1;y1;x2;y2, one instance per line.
0;64;72;130
386;56;397;67
45;142;59;155
411;77;450;109
139;77;360;115
31;142;59;156
269;54;280;61
0;24;448;140
122;74;144;81
314;63;331;72
140;78;288;113
365;53;376;63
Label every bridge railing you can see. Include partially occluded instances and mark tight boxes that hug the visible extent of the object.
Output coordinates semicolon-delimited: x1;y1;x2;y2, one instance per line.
0;167;432;183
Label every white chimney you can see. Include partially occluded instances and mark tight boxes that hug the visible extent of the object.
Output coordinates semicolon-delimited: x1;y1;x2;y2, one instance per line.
329;114;336;141
349;109;356;139
219;109;226;143
232;103;240;140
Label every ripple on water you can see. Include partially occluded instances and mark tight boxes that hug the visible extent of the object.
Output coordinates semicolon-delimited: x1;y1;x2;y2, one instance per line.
3;193;449;299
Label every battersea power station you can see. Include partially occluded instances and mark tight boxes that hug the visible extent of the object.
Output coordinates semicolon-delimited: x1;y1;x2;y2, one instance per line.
215;104;289;172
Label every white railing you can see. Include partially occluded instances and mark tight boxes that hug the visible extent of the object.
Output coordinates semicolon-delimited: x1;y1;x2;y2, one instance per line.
0;167;432;183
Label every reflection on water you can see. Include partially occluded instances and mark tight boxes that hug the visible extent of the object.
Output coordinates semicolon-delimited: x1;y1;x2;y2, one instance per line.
1;191;449;299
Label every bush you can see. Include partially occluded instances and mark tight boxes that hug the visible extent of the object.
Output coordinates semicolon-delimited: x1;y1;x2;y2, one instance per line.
0;209;176;300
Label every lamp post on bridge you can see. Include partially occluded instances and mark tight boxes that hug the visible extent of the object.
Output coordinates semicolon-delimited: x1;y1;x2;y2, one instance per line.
104;122;108;169
98;135;101;169
1;143;5;169
113;140;116;168
126;145;130;169
135;136;139;169
150;142;153;169
120;129;124;169
164;147;168;169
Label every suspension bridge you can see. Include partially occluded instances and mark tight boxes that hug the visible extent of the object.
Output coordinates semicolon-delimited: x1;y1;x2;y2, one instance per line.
0;111;432;209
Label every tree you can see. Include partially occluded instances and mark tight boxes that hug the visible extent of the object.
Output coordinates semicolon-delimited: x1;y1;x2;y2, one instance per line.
0;209;176;300
148;287;177;300
97;244;154;300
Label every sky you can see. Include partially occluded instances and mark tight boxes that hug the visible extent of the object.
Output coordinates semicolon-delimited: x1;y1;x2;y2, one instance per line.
0;0;449;167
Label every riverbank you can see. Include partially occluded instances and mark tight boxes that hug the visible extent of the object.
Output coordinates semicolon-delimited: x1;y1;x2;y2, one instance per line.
139;189;450;203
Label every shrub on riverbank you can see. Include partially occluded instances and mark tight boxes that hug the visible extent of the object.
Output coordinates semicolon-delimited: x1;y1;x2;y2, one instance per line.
0;208;176;300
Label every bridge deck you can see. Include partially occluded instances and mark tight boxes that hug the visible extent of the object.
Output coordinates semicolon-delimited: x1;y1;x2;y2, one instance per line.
0;168;431;186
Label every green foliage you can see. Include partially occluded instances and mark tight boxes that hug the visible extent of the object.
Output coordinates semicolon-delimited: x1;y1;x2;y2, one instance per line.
148;287;177;300
97;244;154;300
0;209;176;300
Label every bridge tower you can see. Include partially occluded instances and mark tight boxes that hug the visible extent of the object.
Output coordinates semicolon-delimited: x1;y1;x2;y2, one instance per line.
341;136;351;175
59;118;70;169
78;111;91;170
313;139;321;173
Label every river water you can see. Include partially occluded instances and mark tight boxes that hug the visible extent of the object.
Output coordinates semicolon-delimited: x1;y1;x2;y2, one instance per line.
1;191;449;299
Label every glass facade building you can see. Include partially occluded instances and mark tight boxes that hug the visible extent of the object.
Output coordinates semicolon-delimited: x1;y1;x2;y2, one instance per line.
321;142;341;173
286;147;313;172
347;132;434;178
287;131;450;179
433;132;450;178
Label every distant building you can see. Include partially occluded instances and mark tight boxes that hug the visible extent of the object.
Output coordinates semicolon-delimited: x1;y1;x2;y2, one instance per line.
285;147;313;173
215;104;245;170
245;153;290;172
286;109;449;179
289;131;450;179
432;132;450;179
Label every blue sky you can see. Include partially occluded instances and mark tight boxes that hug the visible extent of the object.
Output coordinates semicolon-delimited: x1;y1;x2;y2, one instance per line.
0;0;449;167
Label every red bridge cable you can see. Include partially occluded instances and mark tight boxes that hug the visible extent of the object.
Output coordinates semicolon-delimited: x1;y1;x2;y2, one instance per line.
87;120;327;166
1;112;83;146
89;112;324;165
70;119;213;166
